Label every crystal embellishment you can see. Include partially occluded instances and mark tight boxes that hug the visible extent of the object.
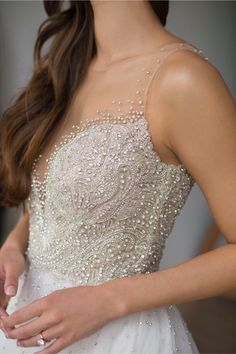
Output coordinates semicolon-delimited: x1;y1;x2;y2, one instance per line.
25;42;206;285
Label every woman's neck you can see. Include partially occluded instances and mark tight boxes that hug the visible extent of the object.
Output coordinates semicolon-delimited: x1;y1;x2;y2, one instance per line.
90;0;168;65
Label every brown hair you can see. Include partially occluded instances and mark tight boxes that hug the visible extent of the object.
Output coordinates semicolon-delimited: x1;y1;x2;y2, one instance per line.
0;0;169;212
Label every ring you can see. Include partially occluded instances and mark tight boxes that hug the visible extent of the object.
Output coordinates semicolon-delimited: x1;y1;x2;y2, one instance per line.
37;332;46;346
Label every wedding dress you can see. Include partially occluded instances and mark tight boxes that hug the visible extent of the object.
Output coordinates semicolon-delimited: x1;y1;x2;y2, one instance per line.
0;41;207;353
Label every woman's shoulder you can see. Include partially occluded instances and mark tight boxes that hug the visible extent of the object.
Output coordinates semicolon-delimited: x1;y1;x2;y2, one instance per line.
146;40;228;166
157;41;216;85
150;41;222;114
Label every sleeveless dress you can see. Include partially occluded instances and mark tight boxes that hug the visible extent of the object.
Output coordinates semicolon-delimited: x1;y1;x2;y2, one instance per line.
0;41;208;353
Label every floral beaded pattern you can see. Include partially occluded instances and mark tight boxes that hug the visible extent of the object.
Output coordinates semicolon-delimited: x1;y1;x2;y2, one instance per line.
26;116;195;285
26;42;207;285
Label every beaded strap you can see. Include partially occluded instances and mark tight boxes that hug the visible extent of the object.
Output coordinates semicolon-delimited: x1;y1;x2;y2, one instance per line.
143;41;207;119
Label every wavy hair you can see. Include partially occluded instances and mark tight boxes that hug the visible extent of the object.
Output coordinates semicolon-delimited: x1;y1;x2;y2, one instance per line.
0;0;169;211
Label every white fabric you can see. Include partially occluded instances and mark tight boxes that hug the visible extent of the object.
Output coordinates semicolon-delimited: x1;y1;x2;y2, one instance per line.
0;260;199;353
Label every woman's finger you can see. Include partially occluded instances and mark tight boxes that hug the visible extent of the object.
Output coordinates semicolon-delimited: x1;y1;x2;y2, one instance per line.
0;305;8;317
3;259;23;297
6;312;57;340
2;297;44;328
38;322;64;342
16;323;63;348
35;335;72;354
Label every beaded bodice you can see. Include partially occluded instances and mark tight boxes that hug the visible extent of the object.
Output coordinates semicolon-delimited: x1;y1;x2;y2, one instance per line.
25;42;207;285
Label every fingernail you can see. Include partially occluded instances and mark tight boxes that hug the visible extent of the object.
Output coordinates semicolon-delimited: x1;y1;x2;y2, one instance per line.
6;286;16;296
17;340;22;346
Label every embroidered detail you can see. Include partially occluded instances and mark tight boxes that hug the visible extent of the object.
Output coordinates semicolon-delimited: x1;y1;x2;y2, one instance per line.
27;116;195;284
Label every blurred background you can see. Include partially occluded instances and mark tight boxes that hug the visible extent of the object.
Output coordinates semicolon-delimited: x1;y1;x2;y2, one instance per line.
0;1;236;352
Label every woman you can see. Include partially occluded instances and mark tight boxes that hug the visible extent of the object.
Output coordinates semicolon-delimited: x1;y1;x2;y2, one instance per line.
0;1;235;353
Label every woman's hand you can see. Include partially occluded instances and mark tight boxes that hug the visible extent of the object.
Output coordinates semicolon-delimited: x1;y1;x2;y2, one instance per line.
0;246;26;317
1;283;126;354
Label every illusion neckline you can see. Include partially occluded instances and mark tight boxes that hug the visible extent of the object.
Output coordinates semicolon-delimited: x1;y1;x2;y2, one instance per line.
32;40;201;188
90;41;192;72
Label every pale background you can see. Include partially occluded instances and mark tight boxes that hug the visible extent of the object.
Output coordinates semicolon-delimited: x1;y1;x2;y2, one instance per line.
0;0;235;269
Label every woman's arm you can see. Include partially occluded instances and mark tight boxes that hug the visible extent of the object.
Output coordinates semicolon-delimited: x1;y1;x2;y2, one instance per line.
1;209;29;255
104;242;236;318
100;50;236;319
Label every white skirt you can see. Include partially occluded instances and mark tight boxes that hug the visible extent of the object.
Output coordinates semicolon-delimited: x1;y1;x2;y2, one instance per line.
0;260;199;354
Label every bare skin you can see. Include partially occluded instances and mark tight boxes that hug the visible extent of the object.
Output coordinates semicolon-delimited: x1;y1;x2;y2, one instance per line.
1;1;236;353
0;211;29;313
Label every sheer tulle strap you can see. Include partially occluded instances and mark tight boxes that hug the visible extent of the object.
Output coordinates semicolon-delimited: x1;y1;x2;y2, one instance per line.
143;42;207;118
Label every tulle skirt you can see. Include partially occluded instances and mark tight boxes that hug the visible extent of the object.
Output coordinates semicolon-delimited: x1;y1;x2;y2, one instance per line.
0;260;199;354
